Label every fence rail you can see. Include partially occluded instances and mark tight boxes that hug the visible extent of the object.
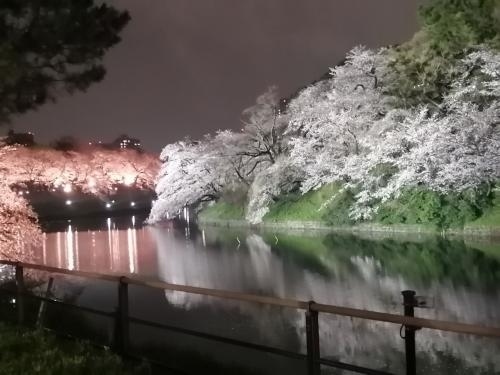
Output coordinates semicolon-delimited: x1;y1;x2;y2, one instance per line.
1;260;499;375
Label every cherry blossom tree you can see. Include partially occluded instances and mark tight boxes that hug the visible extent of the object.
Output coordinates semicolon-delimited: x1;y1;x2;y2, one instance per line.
287;47;392;193
0;146;159;260
0;183;39;262
150;46;500;225
344;47;500;219
239;86;289;167
245;156;302;224
150;87;290;223
149;133;242;222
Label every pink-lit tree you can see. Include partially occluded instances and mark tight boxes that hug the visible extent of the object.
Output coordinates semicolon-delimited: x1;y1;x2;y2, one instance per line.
0;147;160;261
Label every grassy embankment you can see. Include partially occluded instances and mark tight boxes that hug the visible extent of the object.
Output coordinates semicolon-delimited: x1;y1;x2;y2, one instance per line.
198;201;246;222
0;323;142;375
198;183;500;234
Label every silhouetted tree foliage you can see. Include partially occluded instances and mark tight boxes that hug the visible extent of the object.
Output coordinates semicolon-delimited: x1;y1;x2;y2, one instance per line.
0;0;130;123
51;135;79;151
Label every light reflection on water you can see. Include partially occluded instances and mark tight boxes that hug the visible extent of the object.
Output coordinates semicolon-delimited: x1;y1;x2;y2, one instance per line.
38;216;157;276
34;217;500;374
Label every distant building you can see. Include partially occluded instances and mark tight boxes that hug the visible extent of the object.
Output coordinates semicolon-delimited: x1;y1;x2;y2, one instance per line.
278;98;289;116
6;129;35;147
111;135;143;152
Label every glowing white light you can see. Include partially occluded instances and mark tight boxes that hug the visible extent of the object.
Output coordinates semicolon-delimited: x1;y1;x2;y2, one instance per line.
132;215;136;226
106;202;111;208
66;225;75;270
130;201;136;207
63;184;72;193
65;200;72;205
18;191;23;196
123;175;135;186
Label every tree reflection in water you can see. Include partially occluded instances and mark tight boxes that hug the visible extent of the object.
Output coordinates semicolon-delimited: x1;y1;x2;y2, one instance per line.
36;219;500;374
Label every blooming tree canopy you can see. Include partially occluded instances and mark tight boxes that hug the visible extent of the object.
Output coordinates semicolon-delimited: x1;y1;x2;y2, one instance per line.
0;147;159;260
150;45;500;225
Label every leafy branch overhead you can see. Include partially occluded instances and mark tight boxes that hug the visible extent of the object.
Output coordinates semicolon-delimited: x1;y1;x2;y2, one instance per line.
0;0;130;122
387;0;500;107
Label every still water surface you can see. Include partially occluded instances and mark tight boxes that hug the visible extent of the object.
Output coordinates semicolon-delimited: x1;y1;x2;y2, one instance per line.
35;216;500;374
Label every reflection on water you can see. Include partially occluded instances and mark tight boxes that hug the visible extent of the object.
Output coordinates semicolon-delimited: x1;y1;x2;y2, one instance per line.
38;216;156;276
34;217;500;374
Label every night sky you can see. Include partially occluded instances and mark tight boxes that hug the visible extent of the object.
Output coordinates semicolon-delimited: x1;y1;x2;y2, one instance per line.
10;0;421;151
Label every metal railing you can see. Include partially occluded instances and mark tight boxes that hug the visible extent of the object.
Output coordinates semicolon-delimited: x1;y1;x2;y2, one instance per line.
1;260;500;375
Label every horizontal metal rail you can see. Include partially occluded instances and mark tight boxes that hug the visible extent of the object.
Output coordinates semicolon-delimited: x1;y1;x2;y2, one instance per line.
319;358;394;375
1;260;500;338
1;259;500;375
0;287;114;317
30;294;115;318
129;316;395;375
129;316;306;360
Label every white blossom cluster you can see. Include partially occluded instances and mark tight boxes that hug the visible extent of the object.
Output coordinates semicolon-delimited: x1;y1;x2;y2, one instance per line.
151;46;500;224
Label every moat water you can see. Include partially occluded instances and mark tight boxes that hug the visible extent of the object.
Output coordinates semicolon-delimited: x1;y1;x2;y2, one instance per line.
31;216;500;374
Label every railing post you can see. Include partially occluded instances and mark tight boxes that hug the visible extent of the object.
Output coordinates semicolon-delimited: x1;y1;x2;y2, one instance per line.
305;301;320;375
402;290;417;375
37;277;54;328
114;277;129;354
15;264;25;325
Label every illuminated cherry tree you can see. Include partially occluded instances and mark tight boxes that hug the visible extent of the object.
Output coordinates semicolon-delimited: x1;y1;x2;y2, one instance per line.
149;132;245;222
287;46;391;193
337;46;500;219
150;45;500;225
150;87;290;222
0;146;159;260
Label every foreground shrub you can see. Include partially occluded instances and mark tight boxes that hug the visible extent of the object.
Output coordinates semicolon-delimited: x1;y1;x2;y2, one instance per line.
0;323;140;375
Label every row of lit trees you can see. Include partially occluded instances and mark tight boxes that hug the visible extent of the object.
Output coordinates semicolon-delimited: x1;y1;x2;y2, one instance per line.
0;146;159;260
150;44;500;224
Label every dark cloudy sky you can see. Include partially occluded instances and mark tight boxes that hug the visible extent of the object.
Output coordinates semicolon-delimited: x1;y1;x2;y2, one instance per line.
11;0;422;151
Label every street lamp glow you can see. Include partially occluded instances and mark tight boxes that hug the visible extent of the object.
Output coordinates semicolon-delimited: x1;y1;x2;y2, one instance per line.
123;175;135;186
106;202;112;208
65;200;72;205
130;201;136;207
